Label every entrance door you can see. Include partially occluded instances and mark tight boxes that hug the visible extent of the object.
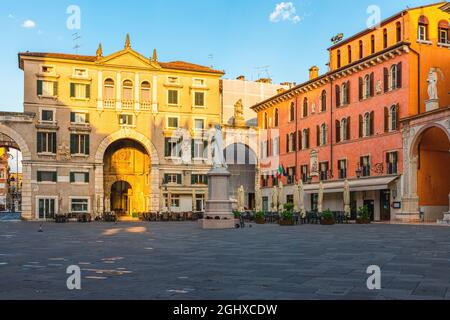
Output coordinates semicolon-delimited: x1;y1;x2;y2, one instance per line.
248;193;255;211
38;198;56;219
364;200;375;221
111;181;132;216
380;190;391;221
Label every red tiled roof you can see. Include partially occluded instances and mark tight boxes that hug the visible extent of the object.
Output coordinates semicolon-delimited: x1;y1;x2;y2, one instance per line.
18;52;224;74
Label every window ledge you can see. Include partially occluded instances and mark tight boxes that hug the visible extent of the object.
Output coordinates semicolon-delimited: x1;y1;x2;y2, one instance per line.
70;182;89;185
70;97;91;102
38;95;58;100
167;104;182;108
37;152;56;157
416;39;432;45
37;182;57;185
437;42;450;48
193;105;207;109
71;154;89;158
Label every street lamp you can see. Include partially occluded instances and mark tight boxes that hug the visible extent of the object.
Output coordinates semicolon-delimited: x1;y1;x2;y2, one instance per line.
355;164;362;179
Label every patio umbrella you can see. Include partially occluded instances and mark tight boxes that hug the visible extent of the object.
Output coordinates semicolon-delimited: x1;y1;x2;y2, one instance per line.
255;183;262;213
344;179;351;218
237;186;245;212
192;190;196;212
278;181;284;213
317;182;324;213
293;183;300;212
159;188;165;212
271;186;278;212
299;180;306;219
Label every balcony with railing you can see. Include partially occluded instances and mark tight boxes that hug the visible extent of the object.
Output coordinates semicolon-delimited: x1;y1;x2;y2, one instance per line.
122;100;134;110
140;100;152;111
103;99;115;109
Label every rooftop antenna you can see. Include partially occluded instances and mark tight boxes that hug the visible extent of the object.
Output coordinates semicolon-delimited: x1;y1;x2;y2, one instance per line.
72;32;81;54
254;65;271;80
208;54;214;68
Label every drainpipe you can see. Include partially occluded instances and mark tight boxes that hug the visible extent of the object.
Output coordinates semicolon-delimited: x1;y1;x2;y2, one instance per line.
295;95;299;182
409;46;421;115
330;77;334;179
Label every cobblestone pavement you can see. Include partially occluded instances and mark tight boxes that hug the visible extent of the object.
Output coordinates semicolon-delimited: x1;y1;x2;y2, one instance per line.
0;221;449;300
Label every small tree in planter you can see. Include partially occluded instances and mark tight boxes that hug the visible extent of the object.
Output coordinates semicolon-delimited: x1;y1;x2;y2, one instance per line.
233;210;241;219
279;211;295;226
254;211;266;224
356;205;371;224
320;209;336;225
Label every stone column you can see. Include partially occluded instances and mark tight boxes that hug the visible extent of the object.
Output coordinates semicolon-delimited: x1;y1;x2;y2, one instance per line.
97;70;103;110
149;165;160;212
94;163;104;217
21;162;32;220
116;72;122;110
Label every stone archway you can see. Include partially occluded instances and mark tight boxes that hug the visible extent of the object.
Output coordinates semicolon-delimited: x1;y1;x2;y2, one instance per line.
402;116;450;222
94;129;160;216
0;124;32;219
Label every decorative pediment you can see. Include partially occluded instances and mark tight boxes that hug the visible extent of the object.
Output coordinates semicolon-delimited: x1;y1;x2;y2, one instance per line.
97;49;161;70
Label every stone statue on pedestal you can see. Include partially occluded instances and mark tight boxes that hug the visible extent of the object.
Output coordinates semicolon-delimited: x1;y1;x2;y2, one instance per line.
211;125;227;169
426;68;440;112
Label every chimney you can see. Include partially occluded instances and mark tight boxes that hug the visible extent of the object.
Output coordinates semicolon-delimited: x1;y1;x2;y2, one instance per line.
309;66;319;80
236;75;245;81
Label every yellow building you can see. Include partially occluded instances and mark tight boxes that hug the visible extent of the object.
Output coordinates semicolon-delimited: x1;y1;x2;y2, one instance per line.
0;35;224;219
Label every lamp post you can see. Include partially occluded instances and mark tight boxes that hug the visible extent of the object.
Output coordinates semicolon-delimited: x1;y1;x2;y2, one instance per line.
355;163;362;179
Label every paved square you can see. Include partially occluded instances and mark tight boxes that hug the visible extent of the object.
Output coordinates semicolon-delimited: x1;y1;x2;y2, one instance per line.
0;222;449;300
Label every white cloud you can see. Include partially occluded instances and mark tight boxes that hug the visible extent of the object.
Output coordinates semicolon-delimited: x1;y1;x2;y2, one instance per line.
269;2;302;24
22;19;36;28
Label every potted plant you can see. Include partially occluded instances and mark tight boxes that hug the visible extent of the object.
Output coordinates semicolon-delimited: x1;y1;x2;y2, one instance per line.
320;209;336;225
356;205;371;224
279;211;295;226
254;211;266;224
233;210;241;219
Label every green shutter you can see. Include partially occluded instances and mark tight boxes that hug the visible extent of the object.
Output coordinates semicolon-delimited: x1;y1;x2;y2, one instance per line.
85;172;89;183
191;140;195;158
85;135;90;155
164;138;170;157
204;175;208;185
37;80;43;96
53;82;58;96
70;112;75;123
52;172;57;182
86;84;91;99
70;134;77;154
70;172;75;183
37;171;42;182
52;133;57;154
85;113;90;124
70;83;75;98
177;174;182;184
37;133;42;153
191;174;195;185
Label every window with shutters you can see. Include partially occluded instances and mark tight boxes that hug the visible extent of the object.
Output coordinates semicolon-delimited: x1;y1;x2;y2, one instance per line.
37;80;57;97
71;198;89;213
273;137;280;156
390;105;399;131
287;167;296;185
122;80;133;101
359;40;363;59
438;20;449;45
140;81;151;102
194;92;205;107
272;173;279;187
37;171;57;183
70;112;89;124
261;175;269;188
164;173;182;185
70;134;90;155
360;156;371;177
386;152;398;175
383;28;388;49
191;174;208;185
194;119;204;131
363;75;371;99
340;117;350;142
274;109;279;127
165;137;182;158
168;89;179;105
347;45;352;64
338;159;347;179
371;35;375;54
302;98;308;118
70;172;89;184
319;162;329;181
289;102;296;122
104;78;115;100
364;113;371;137
167;117;179;129
301;165;309;183
70;83;90;99
37;132;57;154
320;90;327;112
119;114;134;126
302;129;309;150
337;50;341;68
341;81;350;105
396;22;402;42
320;124;328;146
418;16;429;41
192;139;206;159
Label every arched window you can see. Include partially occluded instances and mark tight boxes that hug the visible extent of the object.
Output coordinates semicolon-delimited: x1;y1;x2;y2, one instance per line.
396;22;402;42
418;15;429;41
337;50;341;68
390;105;398;131
371;35;375;54
347;45;352;64
289;102;295;122
341;118;348;141
289;133;295;152
140;81;151;102
383;28;388;49
341;82;348;105
274;108;279;127
122;80;133;101
320;90;327;112
302;98;308;118
364;112;371;137
438;20;449;44
390;65;398;90
359;40;363;59
302;129;309;149
104;78;115;100
364;75;371;99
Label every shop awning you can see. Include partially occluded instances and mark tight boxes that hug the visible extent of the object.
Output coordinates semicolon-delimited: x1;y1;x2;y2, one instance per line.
303;176;399;194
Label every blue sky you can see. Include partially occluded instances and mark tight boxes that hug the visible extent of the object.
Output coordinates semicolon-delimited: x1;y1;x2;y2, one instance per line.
0;0;436;112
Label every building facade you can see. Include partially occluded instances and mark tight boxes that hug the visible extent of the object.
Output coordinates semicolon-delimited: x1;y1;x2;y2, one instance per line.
252;2;450;222
0;35;225;220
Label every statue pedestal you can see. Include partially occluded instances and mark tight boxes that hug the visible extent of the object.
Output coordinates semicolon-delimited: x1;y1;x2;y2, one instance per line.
200;167;236;230
425;99;439;112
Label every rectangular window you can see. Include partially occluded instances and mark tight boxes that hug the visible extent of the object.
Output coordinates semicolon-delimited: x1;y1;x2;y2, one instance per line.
70;134;90;155
119;114;133;126
167;117;179;129
418;25;427;41
164;173;182;185
287;167;296;185
192;140;205;159
301;165;309;183
261;175;269;188
37;80;57;97
439;28;449;44
191;174;208;185
168;90;179;105
386;152;398;175
71;199;89;213
194;119;205;130
37;171;57;183
41;110;54;122
167;194;180;208
194;92;205;107
193;79;205;86
165;138;181;158
70;172;89;183
38;198;56;219
338;159;347;179
70;112;89;124
272;173;279;187
70;83;90;99
168;77;179;84
37;132;57;154
73;68;87;77
361;156;371;177
319;162;329;181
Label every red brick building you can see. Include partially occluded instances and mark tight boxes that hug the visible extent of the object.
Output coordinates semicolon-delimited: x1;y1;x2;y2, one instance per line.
252;2;450;222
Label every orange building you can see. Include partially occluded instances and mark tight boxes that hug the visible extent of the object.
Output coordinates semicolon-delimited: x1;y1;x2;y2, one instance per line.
252;2;450;222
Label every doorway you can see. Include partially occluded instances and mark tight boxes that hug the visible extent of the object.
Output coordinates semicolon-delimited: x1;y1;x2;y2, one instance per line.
364;200;375;221
380;190;391;221
111;181;132;216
